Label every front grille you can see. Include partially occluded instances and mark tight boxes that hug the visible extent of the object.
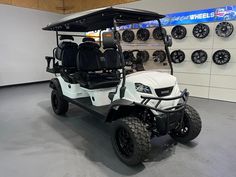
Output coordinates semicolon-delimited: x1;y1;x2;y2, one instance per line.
155;86;174;97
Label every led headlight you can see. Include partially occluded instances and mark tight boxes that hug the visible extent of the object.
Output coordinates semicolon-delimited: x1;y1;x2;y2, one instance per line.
135;83;152;94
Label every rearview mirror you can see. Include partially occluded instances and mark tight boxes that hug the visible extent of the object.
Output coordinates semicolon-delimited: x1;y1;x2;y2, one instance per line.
164;35;172;47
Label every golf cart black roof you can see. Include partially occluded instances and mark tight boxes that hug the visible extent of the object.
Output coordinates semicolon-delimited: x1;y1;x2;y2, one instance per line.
43;7;165;32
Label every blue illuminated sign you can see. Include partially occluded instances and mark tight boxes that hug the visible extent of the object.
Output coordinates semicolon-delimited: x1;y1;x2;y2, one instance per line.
118;5;236;29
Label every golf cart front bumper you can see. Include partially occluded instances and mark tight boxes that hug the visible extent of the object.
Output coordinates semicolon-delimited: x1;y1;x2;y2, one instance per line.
135;89;189;134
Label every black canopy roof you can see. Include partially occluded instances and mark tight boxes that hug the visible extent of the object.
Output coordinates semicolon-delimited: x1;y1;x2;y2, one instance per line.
43;7;165;32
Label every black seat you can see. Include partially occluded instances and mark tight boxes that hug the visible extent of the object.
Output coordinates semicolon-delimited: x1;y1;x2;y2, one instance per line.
55;41;79;70
76;36;122;89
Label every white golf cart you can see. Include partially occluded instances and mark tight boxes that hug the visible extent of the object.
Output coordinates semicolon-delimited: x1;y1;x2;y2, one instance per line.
43;7;202;166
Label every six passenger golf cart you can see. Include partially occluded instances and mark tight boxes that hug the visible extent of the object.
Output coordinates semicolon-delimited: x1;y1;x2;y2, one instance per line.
43;7;202;166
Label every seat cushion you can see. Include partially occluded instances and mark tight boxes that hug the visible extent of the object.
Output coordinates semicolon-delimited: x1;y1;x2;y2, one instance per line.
77;71;120;89
103;49;123;69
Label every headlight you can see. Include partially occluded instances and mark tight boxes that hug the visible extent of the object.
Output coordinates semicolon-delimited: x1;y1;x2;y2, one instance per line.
135;83;152;94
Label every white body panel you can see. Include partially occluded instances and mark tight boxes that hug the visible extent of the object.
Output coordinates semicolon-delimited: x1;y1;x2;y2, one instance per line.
58;76;116;106
58;70;181;110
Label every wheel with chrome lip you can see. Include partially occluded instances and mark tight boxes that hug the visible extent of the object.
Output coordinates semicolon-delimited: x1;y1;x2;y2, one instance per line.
215;22;234;38
192;23;210;39
153;27;167;40
191;50;208;64
213;49;231;65
122;29;135;42
137;28;150;41
171;50;185;63
171;25;187;39
111;117;151;166
169;105;202;143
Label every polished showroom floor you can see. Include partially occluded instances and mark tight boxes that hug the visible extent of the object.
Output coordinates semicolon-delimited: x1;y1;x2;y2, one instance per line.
0;83;236;177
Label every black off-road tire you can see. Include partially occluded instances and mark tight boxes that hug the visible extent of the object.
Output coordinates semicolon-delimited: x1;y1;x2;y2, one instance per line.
170;105;202;143
111;117;151;166
51;89;69;115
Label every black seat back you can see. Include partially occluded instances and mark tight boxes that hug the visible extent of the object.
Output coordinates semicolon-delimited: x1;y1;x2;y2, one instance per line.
77;39;102;71
102;32;122;70
55;41;79;68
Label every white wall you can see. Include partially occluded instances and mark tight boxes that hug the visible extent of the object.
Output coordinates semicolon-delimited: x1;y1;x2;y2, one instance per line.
118;0;235;14
0;4;63;86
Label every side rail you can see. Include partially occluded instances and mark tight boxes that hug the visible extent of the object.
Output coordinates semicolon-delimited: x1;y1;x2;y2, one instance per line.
135;89;189;113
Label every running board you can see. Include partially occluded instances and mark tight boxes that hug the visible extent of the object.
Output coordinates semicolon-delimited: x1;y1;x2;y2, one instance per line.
64;96;110;119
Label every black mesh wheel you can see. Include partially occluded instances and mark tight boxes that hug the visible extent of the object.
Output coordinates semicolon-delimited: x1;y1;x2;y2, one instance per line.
171;25;187;39
215;22;234;38
136;50;149;63
191;50;208;64
122;30;135;42
137;28;150;41
171;50;185;63
192;23;210;39
213;50;231;65
153;27;167;40
153;50;166;63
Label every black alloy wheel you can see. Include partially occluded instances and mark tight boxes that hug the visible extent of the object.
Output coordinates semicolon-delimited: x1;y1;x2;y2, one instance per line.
192;23;210;39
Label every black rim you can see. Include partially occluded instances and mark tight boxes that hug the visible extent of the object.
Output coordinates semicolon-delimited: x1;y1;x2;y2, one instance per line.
115;127;134;158
176;115;190;137
52;93;58;110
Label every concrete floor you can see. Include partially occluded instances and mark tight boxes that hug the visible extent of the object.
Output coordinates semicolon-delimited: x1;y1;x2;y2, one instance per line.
0;83;236;177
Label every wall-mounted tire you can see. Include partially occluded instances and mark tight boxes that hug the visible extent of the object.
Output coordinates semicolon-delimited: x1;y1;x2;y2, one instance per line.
111;117;151;166
114;31;121;41
153;50;166;63
153;27;167;40
191;50;208;64
215;22;234;38
51;89;69;115
171;50;185;63
122;29;135;42
212;49;231;65
192;23;210;39
171;25;187;39
137;28;150;41
136;50;149;63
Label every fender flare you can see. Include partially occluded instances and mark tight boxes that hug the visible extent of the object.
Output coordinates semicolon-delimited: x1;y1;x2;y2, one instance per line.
49;78;63;96
106;99;140;122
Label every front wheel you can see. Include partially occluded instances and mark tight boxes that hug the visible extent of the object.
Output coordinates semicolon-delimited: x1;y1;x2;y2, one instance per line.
170;105;202;143
111;117;151;166
51;89;69;115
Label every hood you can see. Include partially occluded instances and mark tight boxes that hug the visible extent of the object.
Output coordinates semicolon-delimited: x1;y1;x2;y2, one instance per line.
126;71;177;88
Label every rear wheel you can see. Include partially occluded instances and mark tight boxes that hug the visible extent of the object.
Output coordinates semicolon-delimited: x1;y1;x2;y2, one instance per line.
111;117;151;166
170;105;202;143
51;89;69;115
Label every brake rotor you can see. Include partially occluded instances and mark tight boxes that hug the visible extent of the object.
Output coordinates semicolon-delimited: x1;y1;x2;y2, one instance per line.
122;29;135;42
171;25;187;39
170;50;185;63
191;50;208;64
192;23;210;39
136;50;150;63
137;28;150;41
213;50;231;65
153;50;166;63
215;22;234;38
153;27;167;40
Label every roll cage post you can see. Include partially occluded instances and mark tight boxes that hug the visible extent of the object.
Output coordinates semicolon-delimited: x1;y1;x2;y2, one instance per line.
113;18;126;98
157;19;173;75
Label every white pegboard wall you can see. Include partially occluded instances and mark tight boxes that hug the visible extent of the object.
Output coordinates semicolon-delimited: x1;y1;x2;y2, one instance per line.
119;21;236;102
